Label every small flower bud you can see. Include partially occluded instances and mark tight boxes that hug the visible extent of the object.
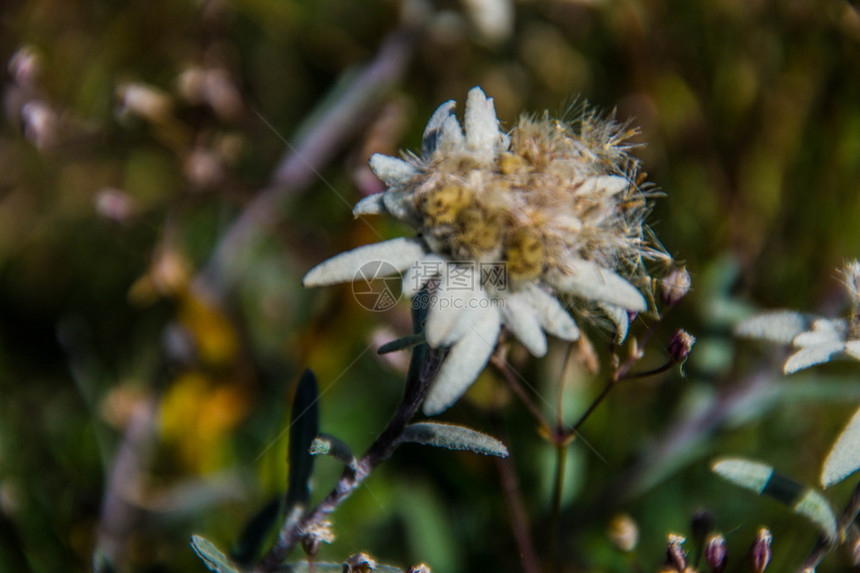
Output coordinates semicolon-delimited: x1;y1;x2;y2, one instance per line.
21;100;58;149
607;513;639;553
665;533;687;571
300;520;335;557
661;266;691;305
668;329;696;364
8;46;42;86
750;528;772;573
116;82;173;123
343;553;376;573
705;533;727;573
407;565;431;573
95;188;139;223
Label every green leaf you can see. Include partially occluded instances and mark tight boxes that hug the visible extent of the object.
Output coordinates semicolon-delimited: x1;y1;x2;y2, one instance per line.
190;535;240;573
286;369;320;511
231;495;281;566
711;458;837;542
821;404;860;488
377;333;425;355
309;433;358;470
399;422;509;457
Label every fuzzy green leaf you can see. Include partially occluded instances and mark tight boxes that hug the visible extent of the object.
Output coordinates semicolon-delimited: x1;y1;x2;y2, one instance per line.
309;433;358;470
399;422;508;457
377;333;426;355
286;369;319;511
190;535;240;573
712;458;837;542
822;404;860;488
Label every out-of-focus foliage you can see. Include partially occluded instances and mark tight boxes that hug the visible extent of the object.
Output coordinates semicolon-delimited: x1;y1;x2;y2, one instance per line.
3;0;860;571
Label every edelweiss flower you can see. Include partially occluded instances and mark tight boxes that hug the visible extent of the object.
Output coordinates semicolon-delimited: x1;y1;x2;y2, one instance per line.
736;260;860;374
304;87;665;415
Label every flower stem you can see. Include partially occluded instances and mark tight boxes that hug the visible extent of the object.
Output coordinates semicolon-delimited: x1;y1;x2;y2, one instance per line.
254;346;445;572
548;441;568;573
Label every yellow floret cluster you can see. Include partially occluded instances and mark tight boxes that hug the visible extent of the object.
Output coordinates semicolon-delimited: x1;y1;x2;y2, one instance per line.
409;111;660;286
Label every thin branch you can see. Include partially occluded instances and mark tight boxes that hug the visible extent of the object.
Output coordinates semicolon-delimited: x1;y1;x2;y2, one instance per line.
253;347;445;572
493;420;541;573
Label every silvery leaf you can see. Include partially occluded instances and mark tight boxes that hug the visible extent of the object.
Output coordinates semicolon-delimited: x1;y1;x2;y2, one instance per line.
422;100;456;158
524;285;580;341
190;535;240;573
309;433;358;471
600;302;629;343
399;422;509;457
578;175;629;196
551;261;647;312
821;404;860;488
401;254;445;298
500;291;548;356
784;342;846;375
464;87;501;159
735;311;808;344
368;153;417;186
303;237;425;287
353;193;385;216
423;306;501;415
712;458;837;542
436;114;465;155
424;266;486;347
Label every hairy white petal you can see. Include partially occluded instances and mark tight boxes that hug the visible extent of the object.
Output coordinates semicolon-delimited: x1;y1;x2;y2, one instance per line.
303;237;425;287
422;100;456;158
821;404;860;488
425;266;487;347
423;307;502;415
464;87;501;159
369;154;417;186
793;330;845;348
523;285;580;341
600;303;629;343
578;175;629;196
401;254;446;298
551;261;647;312
845;340;860;360
500;292;548;356
353;193;385;216
436;115;465;154
735;311;808;344
382;187;418;223
784;342;846;374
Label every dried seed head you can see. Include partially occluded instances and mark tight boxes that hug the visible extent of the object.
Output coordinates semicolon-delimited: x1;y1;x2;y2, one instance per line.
116;82;173;123
300;520;335;557
607;513;639;552
750;528;772;573
394;102;667;295
8;46;42;86
668;329;696;364
843;260;860;307
704;533;727;573
661;266;691;305
343;553;376;573
665;533;688;571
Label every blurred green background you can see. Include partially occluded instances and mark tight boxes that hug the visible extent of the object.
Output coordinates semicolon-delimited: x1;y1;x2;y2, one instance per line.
3;0;860;571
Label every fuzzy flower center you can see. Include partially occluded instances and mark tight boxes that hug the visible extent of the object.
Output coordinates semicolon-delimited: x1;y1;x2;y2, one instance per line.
411;115;647;286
